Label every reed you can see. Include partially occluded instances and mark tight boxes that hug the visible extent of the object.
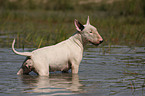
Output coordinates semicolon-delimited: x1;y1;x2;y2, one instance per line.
0;0;145;48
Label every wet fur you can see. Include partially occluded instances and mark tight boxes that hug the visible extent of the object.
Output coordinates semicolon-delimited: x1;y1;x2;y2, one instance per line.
13;16;103;76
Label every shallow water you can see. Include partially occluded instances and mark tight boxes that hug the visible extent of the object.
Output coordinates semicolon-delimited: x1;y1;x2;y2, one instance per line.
0;45;145;96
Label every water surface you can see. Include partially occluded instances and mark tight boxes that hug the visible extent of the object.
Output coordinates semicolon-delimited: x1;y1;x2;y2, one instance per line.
0;45;145;96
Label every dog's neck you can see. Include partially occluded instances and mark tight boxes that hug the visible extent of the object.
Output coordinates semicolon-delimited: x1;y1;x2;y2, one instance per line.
69;32;88;51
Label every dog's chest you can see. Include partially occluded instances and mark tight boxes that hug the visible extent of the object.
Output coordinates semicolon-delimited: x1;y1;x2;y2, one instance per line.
49;62;71;72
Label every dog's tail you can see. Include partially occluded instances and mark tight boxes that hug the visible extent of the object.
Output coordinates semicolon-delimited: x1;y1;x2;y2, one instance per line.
12;39;32;57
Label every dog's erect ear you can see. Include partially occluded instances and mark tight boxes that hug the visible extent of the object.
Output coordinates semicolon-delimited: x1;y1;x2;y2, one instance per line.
74;19;84;32
86;16;90;25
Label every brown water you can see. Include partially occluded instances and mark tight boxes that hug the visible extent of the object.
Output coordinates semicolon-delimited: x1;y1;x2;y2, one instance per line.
0;45;145;96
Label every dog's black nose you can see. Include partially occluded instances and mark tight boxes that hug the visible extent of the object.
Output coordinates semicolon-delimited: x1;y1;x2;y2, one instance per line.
100;40;103;44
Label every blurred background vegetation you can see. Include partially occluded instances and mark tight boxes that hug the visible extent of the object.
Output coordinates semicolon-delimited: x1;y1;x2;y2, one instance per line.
0;0;145;48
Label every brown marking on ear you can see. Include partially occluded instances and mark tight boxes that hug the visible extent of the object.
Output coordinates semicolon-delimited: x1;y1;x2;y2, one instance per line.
74;19;84;31
77;21;84;31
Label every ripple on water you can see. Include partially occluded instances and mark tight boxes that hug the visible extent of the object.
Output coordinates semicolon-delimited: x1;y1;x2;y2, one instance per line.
0;46;145;96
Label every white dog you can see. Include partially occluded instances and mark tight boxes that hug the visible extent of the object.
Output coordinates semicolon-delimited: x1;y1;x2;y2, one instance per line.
12;16;103;76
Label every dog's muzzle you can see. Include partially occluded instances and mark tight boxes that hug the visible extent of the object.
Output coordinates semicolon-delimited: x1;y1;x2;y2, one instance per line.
90;40;103;46
99;40;103;44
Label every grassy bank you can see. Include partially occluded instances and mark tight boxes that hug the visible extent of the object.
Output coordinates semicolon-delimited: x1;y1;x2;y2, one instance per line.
0;0;145;48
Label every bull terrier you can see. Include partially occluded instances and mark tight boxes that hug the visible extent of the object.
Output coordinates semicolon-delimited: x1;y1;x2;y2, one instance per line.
12;16;103;76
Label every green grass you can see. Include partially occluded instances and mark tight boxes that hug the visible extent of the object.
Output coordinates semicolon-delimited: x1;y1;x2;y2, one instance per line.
0;0;145;48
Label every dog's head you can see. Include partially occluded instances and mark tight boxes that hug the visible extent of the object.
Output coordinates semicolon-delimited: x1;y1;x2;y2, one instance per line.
17;59;33;75
74;16;103;46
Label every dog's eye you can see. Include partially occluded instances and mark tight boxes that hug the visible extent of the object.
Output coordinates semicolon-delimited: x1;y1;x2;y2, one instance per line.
90;31;92;33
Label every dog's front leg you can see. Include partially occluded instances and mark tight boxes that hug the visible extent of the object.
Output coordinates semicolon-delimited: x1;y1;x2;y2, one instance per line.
70;53;82;74
71;63;79;74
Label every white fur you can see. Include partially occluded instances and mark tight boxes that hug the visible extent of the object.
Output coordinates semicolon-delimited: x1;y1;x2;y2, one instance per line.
12;16;103;76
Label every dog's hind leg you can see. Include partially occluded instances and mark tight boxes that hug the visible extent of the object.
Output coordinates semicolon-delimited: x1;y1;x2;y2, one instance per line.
34;62;49;76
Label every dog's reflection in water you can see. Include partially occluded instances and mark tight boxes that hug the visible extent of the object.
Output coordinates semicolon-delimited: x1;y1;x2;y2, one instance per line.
19;73;84;95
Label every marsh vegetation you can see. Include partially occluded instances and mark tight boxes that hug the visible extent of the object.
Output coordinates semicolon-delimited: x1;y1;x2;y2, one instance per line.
0;1;145;95
0;0;145;48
